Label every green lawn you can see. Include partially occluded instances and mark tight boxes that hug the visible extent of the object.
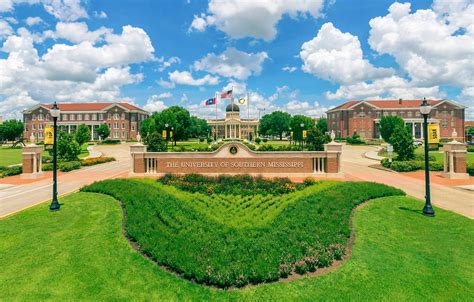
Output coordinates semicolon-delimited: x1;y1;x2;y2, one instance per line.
0;189;472;300
415;146;474;164
0;144;89;167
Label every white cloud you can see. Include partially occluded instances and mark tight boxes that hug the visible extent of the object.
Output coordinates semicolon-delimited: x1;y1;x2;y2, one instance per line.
93;11;107;19
1;0;88;21
0;25;153;118
157;56;180;72
168;70;219;86
300;22;393;85
25;16;44;26
189;0;326;41
0;20;13;38
283;100;328;117
43;22;112;44
157;78;175;89
194;47;268;80
222;80;246;95
143;94;169;112
282;66;297;73
368;1;474;88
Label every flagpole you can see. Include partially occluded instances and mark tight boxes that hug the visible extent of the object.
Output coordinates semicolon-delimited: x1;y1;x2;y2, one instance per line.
247;92;250;120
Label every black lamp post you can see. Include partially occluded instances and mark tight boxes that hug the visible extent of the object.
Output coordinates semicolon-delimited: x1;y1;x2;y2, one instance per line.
49;102;60;211
420;98;435;217
300;122;304;151
289;127;292;145
164;123;169;149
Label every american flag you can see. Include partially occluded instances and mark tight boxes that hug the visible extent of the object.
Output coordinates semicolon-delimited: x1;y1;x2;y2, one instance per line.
220;89;233;99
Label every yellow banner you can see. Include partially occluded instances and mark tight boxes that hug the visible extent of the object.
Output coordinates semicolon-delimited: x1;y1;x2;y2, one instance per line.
162;130;167;138
44;126;54;145
170;131;173;138
428;124;440;144
302;130;307;138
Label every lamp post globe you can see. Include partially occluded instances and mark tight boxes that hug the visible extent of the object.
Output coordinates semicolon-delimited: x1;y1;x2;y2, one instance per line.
49;102;61;211
419;98;435;217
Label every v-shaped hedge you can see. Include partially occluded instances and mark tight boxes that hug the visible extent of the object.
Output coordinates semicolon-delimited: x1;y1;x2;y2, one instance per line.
82;178;404;288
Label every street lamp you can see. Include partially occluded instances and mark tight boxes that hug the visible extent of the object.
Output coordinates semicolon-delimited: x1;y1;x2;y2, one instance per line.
289;127;292;145
49;102;60;211
164;123;169;149
171;127;174;150
419;98;434;217
300;122;304;151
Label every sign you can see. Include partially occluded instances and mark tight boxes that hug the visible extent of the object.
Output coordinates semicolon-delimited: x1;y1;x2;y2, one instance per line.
44;126;54;145
428;124;440;144
290;131;293;137
302;130;307;138
170;131;173;138
162;130;167;139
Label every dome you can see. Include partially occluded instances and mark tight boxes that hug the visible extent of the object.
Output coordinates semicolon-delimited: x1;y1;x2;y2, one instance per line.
226;104;240;112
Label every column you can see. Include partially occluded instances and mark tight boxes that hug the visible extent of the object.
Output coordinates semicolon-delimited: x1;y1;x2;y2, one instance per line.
449;152;454;174
420;122;423;140
225;124;227;139
68;124;71;134
412;123;415;137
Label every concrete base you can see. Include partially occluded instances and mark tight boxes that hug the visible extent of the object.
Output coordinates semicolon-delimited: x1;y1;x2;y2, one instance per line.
20;172;45;179
441;172;470;180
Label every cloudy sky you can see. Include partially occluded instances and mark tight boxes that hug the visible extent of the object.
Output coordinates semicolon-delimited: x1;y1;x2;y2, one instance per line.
0;0;473;120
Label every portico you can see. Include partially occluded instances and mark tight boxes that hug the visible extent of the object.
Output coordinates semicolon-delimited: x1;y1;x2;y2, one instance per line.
208;104;259;140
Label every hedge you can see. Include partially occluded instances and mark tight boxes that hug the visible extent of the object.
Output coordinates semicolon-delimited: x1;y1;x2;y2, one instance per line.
381;158;444;173
82;179;404;288
0;166;22;178
99;139;121;145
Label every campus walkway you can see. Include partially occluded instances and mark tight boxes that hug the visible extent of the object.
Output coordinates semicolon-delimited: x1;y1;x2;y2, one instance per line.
342;145;474;219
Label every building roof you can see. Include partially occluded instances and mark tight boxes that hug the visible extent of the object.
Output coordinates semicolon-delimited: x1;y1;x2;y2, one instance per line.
466;121;474;127
226;104;240;112
27;102;148;113
327;99;464;112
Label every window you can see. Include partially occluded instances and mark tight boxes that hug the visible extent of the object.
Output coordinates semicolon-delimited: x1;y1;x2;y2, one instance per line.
114;122;118;129
108;113;112;120
383;112;389;116
25;126;28;132
131;116;136;122
415;112;421;117
38;113;43;120
359;112;365;118
122;131;126;138
114;131;119;138
77;114;82;121
121;113;125;120
442;119;448;128
407;111;413;118
435;110;439;117
38;132;43;139
84;114;89;121
353;112;357;118
450;110;454;116
391;112;397;116
98;113;103;120
131;125;135;131
400;112;405;118
70;114;75;121
122;123;125;129
451;120;455;127
114;113;119;120
32;124;36;130
32;114;37;120
38;124;43;130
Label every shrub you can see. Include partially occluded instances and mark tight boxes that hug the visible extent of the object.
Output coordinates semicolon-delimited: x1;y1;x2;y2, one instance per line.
467;147;474;153
0;166;22;178
262;138;268;143
306;127;330;151
82;179;405;288
57;132;81;161
207;137;212;144
379;115;405;143
385;160;443;172
467;163;474;176
100;139;121;145
199;137;205;142
97;124;110;141
391;126;415;161
143;132;166;152
81;157;115;166
255;137;261;144
75;124;91;146
58;161;81;172
346;132;365;145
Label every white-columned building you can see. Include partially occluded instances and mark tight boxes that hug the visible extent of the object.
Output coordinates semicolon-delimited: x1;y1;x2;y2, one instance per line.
207;104;259;140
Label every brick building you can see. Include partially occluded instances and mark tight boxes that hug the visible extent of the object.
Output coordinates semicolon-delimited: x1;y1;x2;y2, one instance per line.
326;99;466;141
23;102;149;141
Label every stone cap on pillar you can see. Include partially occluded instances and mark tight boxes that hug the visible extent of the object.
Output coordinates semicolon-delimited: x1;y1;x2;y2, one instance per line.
324;141;343;152
130;143;147;153
22;145;43;154
443;140;466;152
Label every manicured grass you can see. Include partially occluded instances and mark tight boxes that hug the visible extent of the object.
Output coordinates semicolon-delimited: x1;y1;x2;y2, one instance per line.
0;144;89;166
166;141;210;151
415;146;474;164
1;190;472;300
82;179;404;287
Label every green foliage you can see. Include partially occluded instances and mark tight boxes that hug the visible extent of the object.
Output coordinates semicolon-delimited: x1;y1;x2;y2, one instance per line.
58;161;81;172
0;119;24;142
96;124;110;141
74;124;91;146
262;138;268;143
259;111;291;140
255;137;261;144
316;117;328;133
0;165;22;178
306;127;330;151
81;157;115;166
199;137;205;142
467;147;474;153
381;158;443;172
141;106;192;144
467;162;474;176
379;116;405;143
187;116;210;138
143;132;166;152
206;137;212;144
82;179;404;288
390;126;415;161
290;115;315;142
346;132;365;145
57;132;81;161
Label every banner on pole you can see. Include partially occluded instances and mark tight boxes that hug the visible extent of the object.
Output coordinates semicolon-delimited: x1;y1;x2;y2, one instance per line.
302;130;307;139
44;126;54;145
427;124;439;144
162;130;167;139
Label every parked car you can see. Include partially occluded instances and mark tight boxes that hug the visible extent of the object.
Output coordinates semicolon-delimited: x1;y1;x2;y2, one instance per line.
413;140;423;147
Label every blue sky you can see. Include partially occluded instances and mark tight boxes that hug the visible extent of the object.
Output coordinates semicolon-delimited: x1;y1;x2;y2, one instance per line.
0;0;472;120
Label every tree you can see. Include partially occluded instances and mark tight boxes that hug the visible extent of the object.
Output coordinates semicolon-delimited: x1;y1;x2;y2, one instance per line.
290;115;315;142
141;106;192;145
143;132;166;152
75;124;91;146
306;127;330;151
316;117;328;133
57;132;81;161
379;116;405;143
258;111;291;140
187;116;210;138
390;126;415;161
140;113;157;136
97;124;110;141
0;119;24;142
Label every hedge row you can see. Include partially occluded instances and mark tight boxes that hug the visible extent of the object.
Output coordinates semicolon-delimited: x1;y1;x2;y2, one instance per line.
43;157;115;172
0;166;22;178
381;158;473;176
82;179;404;288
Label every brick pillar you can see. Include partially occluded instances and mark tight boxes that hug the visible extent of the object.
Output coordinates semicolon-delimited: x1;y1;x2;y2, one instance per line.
21;144;44;179
442;140;469;179
324;141;343;175
130;143;147;174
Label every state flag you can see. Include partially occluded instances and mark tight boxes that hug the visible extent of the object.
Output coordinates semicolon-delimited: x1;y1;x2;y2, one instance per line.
237;96;247;105
205;97;216;106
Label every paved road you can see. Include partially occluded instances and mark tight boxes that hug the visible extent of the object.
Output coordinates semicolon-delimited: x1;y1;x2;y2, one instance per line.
0;143;132;218
342;145;474;219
